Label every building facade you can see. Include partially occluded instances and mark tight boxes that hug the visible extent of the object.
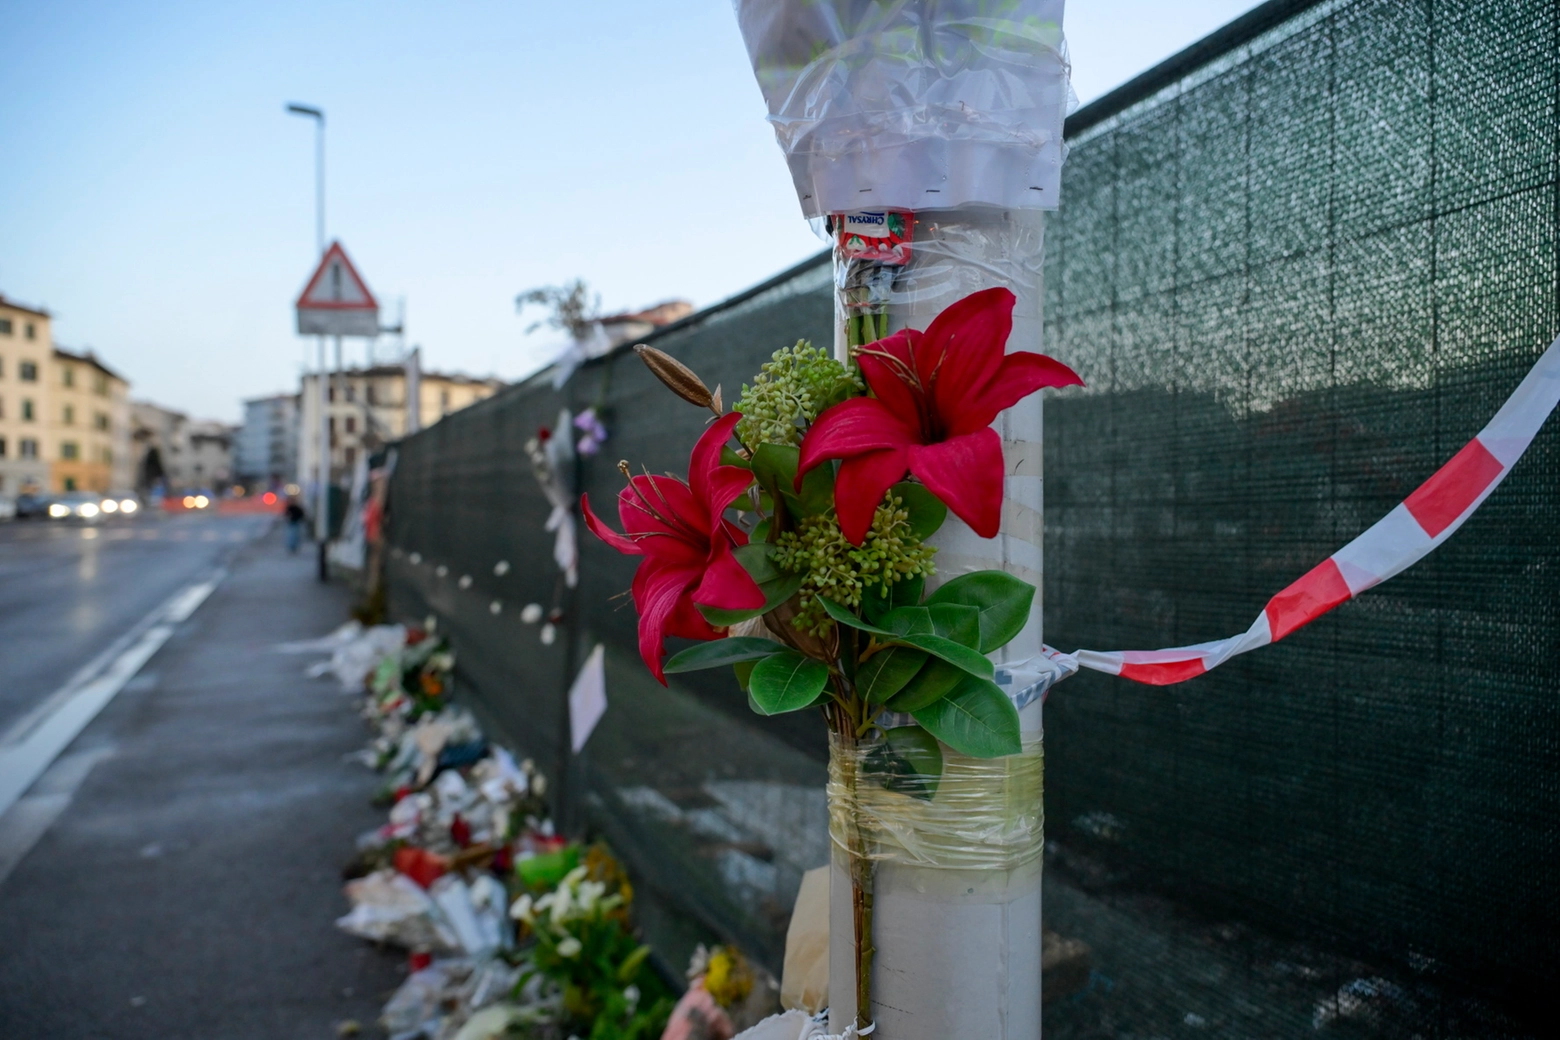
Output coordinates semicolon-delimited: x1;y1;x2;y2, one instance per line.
296;365;502;486
185;420;234;490
130;400;187;494
235;393;299;488
0;295;53;495
49;347;131;493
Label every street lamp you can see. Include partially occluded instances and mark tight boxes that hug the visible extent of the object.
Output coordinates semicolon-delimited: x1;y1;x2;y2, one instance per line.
286;102;331;579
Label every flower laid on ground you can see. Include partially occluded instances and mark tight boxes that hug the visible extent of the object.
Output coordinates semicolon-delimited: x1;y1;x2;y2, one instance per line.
798;287;1082;542
574;407;609;456
581;412;764;682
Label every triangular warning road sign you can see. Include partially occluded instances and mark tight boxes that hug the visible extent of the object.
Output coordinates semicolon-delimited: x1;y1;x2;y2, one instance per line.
295;241;381;336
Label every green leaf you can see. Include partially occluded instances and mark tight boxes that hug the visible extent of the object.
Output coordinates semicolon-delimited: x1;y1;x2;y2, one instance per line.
733;659;757;692
664;637;782;674
884;657;964;712
869;726;944;800
818;598;991;679
719;447;752;470
856;646;928;704
891;481;947;540
781;463;834;518
697;544;805;626
750;443;799;492
748;651;830;715
925;571;1036;653
616;944;653;985
896;633;993;679
877;605;933;637
927;602;981;649
862;574;924;624
911;675;1022;758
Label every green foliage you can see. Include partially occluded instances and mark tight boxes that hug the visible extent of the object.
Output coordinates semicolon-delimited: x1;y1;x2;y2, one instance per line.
911;674;1022;758
819;598;992;680
774;495;938;635
865;726;945;800
748;650;831;714
856;645;928;704
664;637;783;674
734;340;862;448
925;571;1035;653
884;657;965;713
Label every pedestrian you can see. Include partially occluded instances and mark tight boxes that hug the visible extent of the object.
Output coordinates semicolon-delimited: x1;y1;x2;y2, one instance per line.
284;496;306;554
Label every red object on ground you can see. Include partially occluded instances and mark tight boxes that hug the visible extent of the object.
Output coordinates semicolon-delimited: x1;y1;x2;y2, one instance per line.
492;845;514;872
393;785;413;803
409;950;433;972
450;814;472;848
393;846;449;889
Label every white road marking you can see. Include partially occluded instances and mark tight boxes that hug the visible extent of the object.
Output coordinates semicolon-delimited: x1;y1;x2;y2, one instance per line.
0;573;224;819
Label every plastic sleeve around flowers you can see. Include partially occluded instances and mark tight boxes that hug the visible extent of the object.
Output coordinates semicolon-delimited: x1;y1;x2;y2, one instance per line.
827;732;1043;871
1043;330;1560;689
733;0;1072;216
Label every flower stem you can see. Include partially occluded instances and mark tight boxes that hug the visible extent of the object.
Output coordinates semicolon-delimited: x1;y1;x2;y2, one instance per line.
830;693;875;1034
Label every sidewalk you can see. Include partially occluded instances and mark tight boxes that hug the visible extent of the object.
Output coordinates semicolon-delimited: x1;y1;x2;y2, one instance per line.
0;525;401;1038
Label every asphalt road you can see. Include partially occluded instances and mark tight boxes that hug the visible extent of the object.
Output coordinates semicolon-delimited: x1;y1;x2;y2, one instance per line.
0;511;268;735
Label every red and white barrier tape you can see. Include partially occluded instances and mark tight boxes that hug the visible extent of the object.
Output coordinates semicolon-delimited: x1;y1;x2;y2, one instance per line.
1044;332;1560;687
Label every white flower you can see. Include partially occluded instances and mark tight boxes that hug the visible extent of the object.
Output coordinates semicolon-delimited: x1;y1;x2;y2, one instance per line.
623;985;640;1008
510;893;534;922
577;880;607;911
520;603;544;624
556;935;582;958
562;865;589;887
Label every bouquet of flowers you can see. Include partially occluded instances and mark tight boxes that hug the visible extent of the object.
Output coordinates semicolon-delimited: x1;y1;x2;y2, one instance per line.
582;287;1080;1030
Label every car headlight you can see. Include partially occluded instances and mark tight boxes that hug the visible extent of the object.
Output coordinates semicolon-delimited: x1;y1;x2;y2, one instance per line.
78;503;100;518
100;499;119;514
194;495;210;508
120;499;138;513
182;495;196;508
49;503;70;518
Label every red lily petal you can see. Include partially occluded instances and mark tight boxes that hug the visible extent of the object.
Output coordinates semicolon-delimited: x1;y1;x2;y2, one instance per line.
909;429;1005;538
798;398;919;477
664;590;721;642
620;474;705;538
632;558;706;683
857;329;924;421
835;447;910;545
581;492;642;555
927;287;1015;421
688;412;744;513
951;350;1086;435
705;465;756;521
694;535;766;610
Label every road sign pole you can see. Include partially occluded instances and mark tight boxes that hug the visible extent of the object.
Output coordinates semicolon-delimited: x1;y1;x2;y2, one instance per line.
316;336;330;581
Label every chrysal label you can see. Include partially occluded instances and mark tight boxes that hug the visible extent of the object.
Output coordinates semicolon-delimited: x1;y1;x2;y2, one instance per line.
841;211;892;238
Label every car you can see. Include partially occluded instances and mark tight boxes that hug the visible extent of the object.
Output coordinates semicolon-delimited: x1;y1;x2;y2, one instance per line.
0;497;15;521
14;492;52;519
98;494;141;517
47;491;108;521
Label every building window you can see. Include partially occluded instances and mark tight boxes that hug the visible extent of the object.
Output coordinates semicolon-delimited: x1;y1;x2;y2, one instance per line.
94;411;109;431
94;372;108;395
345;446;356;467
344;384;355;403
19;361;37;382
366;383;377;405
63;476;76;491
0;317;11;335
62;366;74;388
328;386;335;402
345;416;356;434
61;441;79;460
440;389;450;412
63;404;75;425
21;399;34;421
328;416;335;434
25;323;36;340
19;438;38;458
101;446;113;464
0;437;6;457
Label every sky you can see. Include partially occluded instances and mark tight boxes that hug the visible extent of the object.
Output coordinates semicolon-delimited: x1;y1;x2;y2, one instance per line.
0;0;1263;422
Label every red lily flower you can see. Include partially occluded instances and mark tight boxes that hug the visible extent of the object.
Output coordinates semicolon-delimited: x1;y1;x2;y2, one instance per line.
581;412;764;683
798;287;1083;544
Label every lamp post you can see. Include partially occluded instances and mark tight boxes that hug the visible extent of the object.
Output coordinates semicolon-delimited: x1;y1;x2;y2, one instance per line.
286;102;332;581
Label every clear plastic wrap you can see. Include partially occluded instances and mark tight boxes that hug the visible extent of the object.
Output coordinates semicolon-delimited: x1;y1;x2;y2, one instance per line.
733;1;1071;217
826;732;1045;1037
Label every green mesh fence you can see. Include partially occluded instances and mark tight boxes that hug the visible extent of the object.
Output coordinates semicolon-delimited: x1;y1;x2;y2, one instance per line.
386;0;1556;1032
